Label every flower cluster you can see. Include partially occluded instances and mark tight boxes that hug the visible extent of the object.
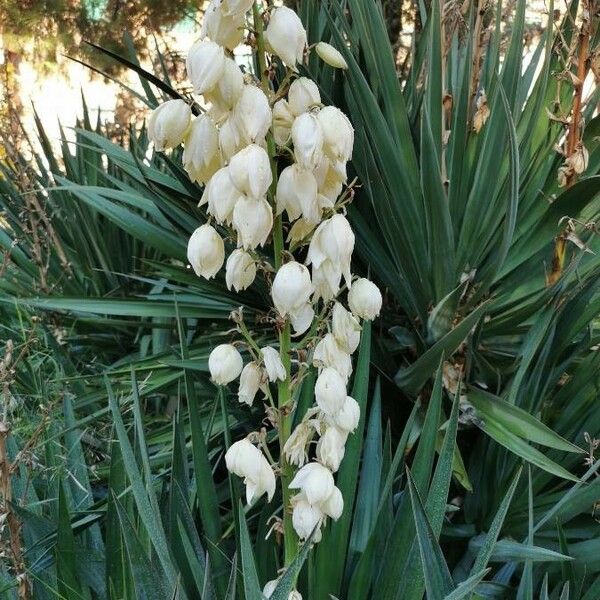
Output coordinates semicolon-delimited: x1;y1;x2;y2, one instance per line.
146;0;382;579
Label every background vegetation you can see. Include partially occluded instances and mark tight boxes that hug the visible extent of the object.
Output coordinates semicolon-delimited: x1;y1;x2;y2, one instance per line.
1;0;600;599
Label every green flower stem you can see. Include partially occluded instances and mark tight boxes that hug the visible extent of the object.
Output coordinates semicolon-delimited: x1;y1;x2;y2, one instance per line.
253;0;298;567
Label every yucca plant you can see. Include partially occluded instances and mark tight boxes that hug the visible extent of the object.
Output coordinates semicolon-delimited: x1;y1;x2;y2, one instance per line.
2;0;600;599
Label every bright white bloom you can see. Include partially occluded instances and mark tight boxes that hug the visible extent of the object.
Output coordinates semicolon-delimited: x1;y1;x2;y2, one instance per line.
263;580;303;600
201;167;242;225
218;113;243;161
229;144;273;198
315;42;348;69
312;260;342;302
208;343;243;384
221;0;253;15
271;261;313;319
148;100;191;151
261;346;286;382
287;219;316;244
276;164;319;224
234;85;272;144
264;6;307;68
284;420;318;467
290;462;335;505
292;498;324;541
292;112;324;170
232;196;273;249
332;302;361;354
206;58;244;110
225;439;276;503
238;362;263;406
201;0;245;50
307;214;355;287
314;155;346;204
329;395;360;434
348;278;382;321
316;426;347;472
226;249;256;291
187;224;225;279
317;106;354;163
288;77;321;116
321;486;344;520
315;367;346;415
273;99;295;146
183;115;221;184
290;302;314;335
186;40;226;95
313;333;352;382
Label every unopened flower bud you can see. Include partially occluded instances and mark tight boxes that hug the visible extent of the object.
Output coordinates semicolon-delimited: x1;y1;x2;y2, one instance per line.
201;0;245;50
234;85;272;144
226;249;256;291
288;77;321;116
315;367;346;415
229;144;273;198
316;426;347;472
273;99;295;146
264;6;307;68
261;346;286;382
183;115;221;184
276;164;319;223
292;112;324;170
348;278;382;321
209;343;243;384
332;302;361;354
315;42;348;70
238;362;263;406
289;462;335;505
232;196;273;249
271;261;314;319
148;100;191;151
187;224;225;279
186;39;226;95
317;106;354;163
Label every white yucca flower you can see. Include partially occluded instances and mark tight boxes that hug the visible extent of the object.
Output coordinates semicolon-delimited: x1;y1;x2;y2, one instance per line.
313;333;352;382
288;77;321;116
183;115;221;184
225;249;256;292
238;362;263;406
148;100;191;151
264;6;307;68
187;224;225;280
186;39;226;95
234;85;272;144
289;462;334;505
314;367;347;415
208;343;243;384
201;0;245;50
229;144;273;198
201;166;242;225
276;164;320;224
348;278;383;321
225;439;276;504
315;426;347;472
261;346;286;382
292;112;324;170
232;196;273;250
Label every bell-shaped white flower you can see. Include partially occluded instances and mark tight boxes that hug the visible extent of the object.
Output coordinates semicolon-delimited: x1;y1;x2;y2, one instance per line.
276;164;319;223
332;302;361;354
307;214;355;288
312;260;342;302
329;395;360;434
348;278;382;321
232;196;273;249
222;0;253;16
273;99;295;146
292;112;324;170
287;218;316;245
271;261;313;319
218;113;244;161
201;0;245;50
225;439;276;503
186;39;226;95
315;42;348;70
288;77;321;116
292;498;323;542
183;115;221;184
290;302;314;335
315;367;346;415
316;426;347;472
317;106;354;163
208;343;243;384
238;361;263;406
284;420;319;467
206;57;244;110
264;6;307;67
261;346;286;382
228;144;273;198
226;249;256;291
314;155;346;204
187;224;225;279
321;486;344;520
289;462;334;505
234;85;272;144
313;333;352;382
201;167;242;225
148;100;191;151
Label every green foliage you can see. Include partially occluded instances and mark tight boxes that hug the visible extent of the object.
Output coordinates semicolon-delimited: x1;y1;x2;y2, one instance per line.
1;0;600;598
